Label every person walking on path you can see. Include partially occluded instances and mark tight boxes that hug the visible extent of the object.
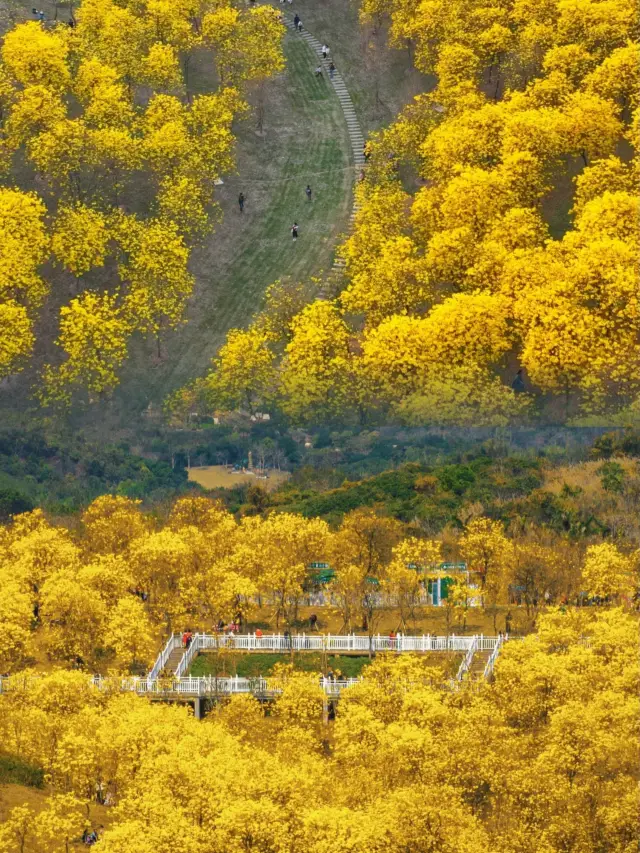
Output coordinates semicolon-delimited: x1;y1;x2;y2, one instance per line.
291;222;299;241
329;61;335;80
321;44;329;60
297;19;303;32
511;368;525;392
293;13;299;28
305;184;312;201
238;192;245;213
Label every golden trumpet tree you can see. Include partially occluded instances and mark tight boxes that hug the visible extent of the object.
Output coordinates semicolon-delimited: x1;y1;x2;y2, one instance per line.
81;494;149;556
0;579;32;672
0;1;284;400
279;301;355;423
581;542;637;600
459;517;513;617
202;327;277;414
0;609;637;852
385;537;442;628
329;509;403;633
189;0;639;425
106;596;156;671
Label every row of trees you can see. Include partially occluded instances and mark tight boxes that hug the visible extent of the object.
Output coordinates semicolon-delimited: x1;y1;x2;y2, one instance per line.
180;0;639;425
0;2;285;401
1;494;637;672
0;607;637;852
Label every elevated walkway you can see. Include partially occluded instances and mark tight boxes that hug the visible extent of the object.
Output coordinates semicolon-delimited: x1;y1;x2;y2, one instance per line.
152;632;508;680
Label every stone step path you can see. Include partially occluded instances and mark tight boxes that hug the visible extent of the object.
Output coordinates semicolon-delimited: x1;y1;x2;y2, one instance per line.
165;646;186;674
283;16;366;300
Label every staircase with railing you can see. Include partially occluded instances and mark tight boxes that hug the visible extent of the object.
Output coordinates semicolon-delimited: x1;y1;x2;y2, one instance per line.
149;633;183;679
454;635;479;682
152;632;506;677
483;634;506;680
151;632;510;682
1;634;512;704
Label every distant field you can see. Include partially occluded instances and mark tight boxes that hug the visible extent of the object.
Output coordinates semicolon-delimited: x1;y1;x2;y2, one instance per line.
188;465;290;491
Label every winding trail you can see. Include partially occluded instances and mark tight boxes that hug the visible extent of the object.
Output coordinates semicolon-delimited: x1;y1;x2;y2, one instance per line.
115;12;366;414
283;14;365;296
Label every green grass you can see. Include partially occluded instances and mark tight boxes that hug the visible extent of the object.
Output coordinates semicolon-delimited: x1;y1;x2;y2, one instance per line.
273;0;436;134
113;34;353;418
190;652;371;679
0;754;44;788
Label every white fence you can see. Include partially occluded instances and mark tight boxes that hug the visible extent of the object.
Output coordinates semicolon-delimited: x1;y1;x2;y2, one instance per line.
150;633;182;679
171;632;502;678
483;634;505;679
0;633;512;701
103;675;360;697
170;632;502;678
455;635;480;682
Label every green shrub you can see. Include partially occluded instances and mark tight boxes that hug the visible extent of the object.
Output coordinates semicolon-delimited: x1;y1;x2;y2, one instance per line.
0;754;44;788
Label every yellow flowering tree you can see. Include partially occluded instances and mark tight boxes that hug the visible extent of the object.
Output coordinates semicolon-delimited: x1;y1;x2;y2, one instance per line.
0;1;285;399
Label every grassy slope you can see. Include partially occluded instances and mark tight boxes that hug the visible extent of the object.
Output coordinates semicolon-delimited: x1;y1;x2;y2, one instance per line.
0;0;432;439
0;781;114;852
190;651;374;679
282;0;434;134
114;34;354;415
79;0;434;428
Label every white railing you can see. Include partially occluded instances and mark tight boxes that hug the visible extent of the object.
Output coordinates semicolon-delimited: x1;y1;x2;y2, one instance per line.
483;634;506;680
175;632;204;678
455;635;479;682
173;632;499;659
91;674;361;697
0;633;514;701
149;633;182;679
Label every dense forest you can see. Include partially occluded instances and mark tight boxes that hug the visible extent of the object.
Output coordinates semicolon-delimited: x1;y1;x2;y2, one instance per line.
0;0;638;849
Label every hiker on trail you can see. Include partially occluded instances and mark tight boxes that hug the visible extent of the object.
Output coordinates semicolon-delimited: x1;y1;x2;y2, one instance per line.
305;184;312;201
511;368;525;393
315;65;323;77
329;61;335;80
291;222;299;241
293;13;299;28
238;192;245;213
322;44;329;59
